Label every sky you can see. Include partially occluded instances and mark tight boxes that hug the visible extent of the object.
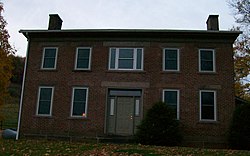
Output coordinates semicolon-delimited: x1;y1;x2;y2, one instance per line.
3;0;236;57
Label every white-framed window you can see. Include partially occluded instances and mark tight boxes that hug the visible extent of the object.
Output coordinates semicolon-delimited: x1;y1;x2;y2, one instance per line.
163;48;179;71
36;86;54;116
71;87;89;117
75;47;92;70
41;47;58;69
162;89;180;120
199;90;217;121
199;49;215;72
109;48;143;70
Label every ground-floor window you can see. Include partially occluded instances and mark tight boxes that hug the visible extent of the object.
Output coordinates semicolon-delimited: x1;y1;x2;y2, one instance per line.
36;86;54;116
199;90;217;121
162;89;180;119
71;87;89;117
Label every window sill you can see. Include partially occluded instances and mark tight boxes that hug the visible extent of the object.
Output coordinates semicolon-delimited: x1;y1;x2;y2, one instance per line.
67;117;90;120
198;120;219;124
198;72;218;75
33;115;53;119
38;69;58;72
72;69;92;72
107;70;146;73
161;71;181;74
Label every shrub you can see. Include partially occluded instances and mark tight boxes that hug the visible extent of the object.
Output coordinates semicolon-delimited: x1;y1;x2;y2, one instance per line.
228;104;250;150
135;102;182;146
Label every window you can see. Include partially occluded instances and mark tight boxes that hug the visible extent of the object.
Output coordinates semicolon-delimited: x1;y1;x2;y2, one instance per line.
199;49;215;72
41;47;58;69
109;48;143;70
36;86;54;116
163;89;180;119
200;90;217;121
163;48;179;71
71;87;88;117
75;47;92;70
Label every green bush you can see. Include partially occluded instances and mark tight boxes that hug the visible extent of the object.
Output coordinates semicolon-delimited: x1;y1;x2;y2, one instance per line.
228;104;250;150
135;102;182;146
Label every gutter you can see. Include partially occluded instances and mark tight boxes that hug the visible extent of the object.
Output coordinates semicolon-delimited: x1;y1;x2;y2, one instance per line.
16;37;30;140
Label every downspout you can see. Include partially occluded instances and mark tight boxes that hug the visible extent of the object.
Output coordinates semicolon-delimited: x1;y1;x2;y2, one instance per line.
16;33;30;140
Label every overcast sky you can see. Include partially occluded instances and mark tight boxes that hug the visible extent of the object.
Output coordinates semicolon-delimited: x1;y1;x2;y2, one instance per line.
3;0;236;57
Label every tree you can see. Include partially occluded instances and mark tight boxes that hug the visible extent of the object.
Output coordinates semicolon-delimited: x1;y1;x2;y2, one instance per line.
0;2;15;120
9;55;25;84
228;103;250;150
229;0;250;100
135;102;182;146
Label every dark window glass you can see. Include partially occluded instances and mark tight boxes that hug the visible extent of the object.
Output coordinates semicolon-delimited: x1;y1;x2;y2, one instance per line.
43;48;57;69
76;48;90;69
200;50;214;71
72;88;87;116
164;90;178;118
165;49;178;70
110;49;116;69
38;88;53;115
201;91;215;120
136;49;142;69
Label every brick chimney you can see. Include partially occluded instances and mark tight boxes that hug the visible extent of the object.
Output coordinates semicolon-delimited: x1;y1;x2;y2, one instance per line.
48;14;63;30
206;15;219;30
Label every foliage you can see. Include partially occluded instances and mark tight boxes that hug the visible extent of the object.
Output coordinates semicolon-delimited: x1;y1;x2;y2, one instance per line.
0;2;15;120
1;140;250;155
228;103;250;150
135;102;182;146
9;55;25;84
229;0;250;100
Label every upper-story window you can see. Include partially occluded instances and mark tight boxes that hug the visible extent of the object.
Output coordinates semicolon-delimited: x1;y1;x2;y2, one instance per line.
75;47;92;70
109;48;143;70
199;49;215;72
41;47;58;69
163;48;179;71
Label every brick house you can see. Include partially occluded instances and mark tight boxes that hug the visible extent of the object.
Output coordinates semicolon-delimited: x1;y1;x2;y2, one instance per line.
17;14;240;145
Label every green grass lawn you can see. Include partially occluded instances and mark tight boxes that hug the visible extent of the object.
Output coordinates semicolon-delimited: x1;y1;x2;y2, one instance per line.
0;139;249;155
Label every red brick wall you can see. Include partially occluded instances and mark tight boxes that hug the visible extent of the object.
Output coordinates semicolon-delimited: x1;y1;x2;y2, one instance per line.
20;38;235;144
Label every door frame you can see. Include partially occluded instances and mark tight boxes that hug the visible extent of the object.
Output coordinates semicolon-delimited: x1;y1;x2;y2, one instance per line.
105;88;143;136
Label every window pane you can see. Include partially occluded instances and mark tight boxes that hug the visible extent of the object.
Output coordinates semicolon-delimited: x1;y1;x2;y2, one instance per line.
119;49;133;58
43;58;55;68
201;106;214;120
110;49;116;69
165;49;178;70
118;59;133;69
135;99;140;116
201;50;213;60
201;92;214;106
76;49;90;69
78;49;90;58
73;102;86;116
72;88;87;116
43;48;56;69
164;91;177;104
164;91;178;118
165;49;177;59
201;91;215;120
77;59;89;68
200;50;214;71
40;88;52;101
44;49;56;57
165;60;177;70
110;99;115;116
74;89;86;102
201;61;213;71
38;101;51;114
136;49;142;69
38;87;53;115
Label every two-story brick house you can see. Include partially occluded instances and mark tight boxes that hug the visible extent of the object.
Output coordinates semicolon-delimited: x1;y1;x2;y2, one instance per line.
16;14;240;146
